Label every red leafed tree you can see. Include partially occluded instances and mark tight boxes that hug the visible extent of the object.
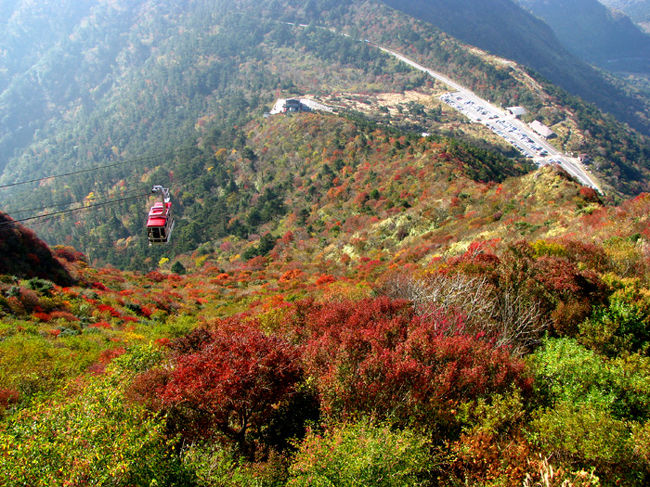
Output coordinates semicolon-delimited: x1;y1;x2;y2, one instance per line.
159;323;302;455
299;297;530;428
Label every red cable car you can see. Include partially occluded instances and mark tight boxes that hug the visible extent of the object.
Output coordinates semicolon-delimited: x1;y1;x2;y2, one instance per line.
147;185;175;245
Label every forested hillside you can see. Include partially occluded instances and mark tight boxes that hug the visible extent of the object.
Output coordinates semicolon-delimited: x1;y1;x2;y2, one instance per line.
0;0;648;272
1;165;650;485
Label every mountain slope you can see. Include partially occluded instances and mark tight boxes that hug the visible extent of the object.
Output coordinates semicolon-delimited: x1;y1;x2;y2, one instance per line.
379;0;650;134
0;212;74;285
520;0;650;73
0;182;649;485
0;0;648;270
600;0;650;32
0;0;96;93
1;131;650;484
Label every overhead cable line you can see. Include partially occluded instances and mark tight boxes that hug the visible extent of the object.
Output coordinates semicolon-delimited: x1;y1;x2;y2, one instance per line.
4;189;144;216
0;193;151;228
3;167;199;218
3;187;150;217
0;146;197;190
1;167;202;227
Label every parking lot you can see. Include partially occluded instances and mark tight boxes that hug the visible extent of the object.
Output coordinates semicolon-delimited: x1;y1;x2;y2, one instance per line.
485;118;548;159
440;92;549;160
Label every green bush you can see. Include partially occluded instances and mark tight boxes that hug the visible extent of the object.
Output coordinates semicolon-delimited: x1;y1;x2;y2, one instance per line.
182;442;287;487
26;277;54;295
0;334;99;399
287;420;433;487
111;342;166;374
580;297;650;356
529;337;650;421
171;261;187;275
529;337;617;412
182;442;253;486
528;338;650;484
528;401;633;483
0;373;191;486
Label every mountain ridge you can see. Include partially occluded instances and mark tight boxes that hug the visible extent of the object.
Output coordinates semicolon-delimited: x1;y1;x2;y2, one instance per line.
599;0;650;32
519;0;650;74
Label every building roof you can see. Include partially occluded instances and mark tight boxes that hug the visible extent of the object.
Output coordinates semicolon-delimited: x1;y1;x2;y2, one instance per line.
530;120;554;138
507;106;527;116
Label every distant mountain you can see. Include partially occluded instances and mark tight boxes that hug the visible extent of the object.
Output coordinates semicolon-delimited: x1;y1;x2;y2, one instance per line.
0;0;151;174
599;0;650;32
379;0;650;133
0;211;74;285
519;0;650;73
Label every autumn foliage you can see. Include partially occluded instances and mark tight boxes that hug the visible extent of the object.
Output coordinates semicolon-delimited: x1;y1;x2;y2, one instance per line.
157;322;302;456
0;212;74;285
295;297;531;426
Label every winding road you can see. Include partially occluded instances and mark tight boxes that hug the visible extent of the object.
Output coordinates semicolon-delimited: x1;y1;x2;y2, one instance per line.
375;45;601;191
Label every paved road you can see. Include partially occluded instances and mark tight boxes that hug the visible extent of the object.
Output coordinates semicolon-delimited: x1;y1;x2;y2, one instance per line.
376;46;601;191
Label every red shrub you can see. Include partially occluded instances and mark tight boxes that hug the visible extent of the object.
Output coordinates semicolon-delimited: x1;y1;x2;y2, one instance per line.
354;191;369;205
558;239;608;271
315;274;336;285
97;304;121;318
159;323;302;454
168;274;183;284
448;240;501;276
91;281;108;291
99;347;126;364
299;297;530;424
18;288;40;311
49;311;79;322
500;242;607;336
53;246;87;263
88;321;111;329
281;231;294;245
0;388;19;411
578;186;599;202
280;269;303;282
451;429;532;484
145;270;165;283
139;306;153;318
126;367;171;410
532;256;583;294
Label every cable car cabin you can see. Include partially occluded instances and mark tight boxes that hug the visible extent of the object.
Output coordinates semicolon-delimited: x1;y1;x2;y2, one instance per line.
147;201;174;245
